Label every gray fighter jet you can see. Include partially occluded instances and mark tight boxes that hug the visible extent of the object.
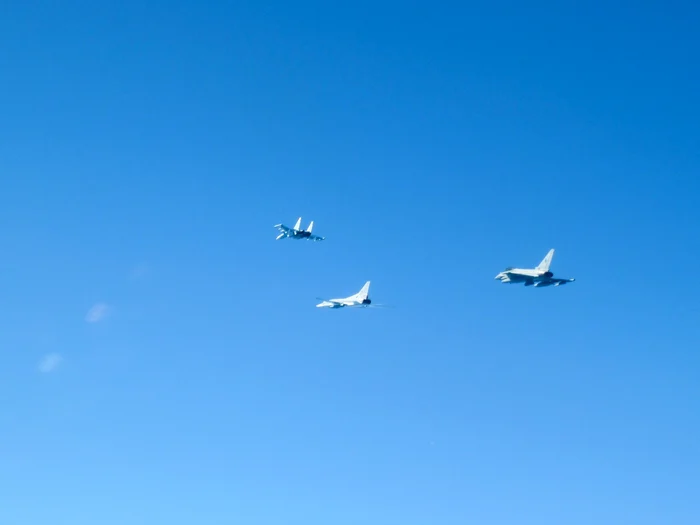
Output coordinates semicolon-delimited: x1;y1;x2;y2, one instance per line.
495;249;575;287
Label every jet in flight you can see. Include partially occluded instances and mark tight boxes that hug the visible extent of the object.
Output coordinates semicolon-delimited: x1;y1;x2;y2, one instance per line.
316;281;375;308
495;249;575;287
274;217;325;241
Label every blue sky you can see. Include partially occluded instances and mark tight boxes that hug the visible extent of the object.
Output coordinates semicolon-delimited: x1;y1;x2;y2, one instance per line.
1;1;699;523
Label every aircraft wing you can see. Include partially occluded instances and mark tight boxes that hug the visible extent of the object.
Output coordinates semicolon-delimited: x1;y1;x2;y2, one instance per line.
316;297;351;306
534;277;575;287
550;277;575;285
274;224;291;233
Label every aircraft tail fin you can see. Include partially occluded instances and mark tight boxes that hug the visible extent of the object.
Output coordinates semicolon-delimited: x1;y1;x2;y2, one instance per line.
293;217;302;231
307;221;314;233
354;281;370;300
536;249;555;272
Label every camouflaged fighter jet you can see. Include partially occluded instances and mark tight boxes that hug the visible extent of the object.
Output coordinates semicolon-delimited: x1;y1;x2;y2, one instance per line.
274;217;325;241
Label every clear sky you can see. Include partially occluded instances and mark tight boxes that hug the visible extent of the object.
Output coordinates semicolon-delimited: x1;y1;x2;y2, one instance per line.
1;1;699;524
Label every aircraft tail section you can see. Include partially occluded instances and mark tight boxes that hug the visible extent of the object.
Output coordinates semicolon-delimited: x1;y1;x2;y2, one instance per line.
307;221;314;233
293;217;302;231
536;249;555;272
355;281;370;300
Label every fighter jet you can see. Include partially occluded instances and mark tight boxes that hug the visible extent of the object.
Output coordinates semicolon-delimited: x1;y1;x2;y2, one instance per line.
495;249;575;287
316;281;376;308
274;217;325;241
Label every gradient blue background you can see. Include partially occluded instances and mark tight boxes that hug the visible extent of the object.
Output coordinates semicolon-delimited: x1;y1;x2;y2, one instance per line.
1;2;699;523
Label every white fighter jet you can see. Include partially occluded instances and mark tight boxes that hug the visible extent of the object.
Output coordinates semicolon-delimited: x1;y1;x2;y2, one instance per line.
274;217;325;241
495;249;575;287
316;281;376;308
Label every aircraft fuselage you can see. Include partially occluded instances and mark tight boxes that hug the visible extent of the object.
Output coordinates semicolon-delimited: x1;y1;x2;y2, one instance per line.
495;249;574;287
495;268;553;283
317;298;371;309
495;270;573;287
